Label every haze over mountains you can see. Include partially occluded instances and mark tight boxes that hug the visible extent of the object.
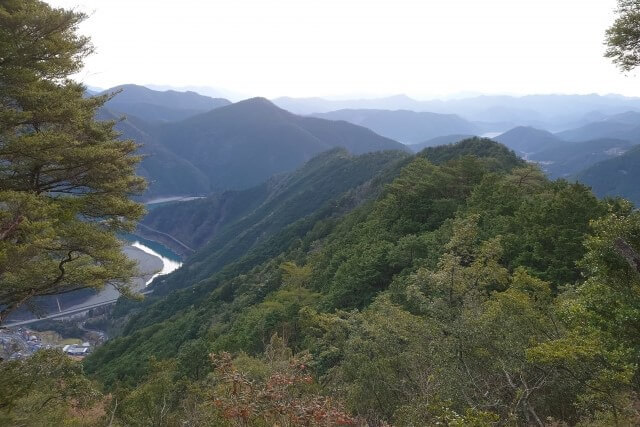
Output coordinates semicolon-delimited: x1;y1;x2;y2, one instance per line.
489;112;640;183
98;87;406;198
101;84;231;122
577;145;640;205
95;84;640;204
273;93;640;130
311;109;479;143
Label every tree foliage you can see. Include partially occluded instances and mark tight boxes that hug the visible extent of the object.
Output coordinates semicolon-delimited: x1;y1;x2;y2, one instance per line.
605;0;640;71
0;349;104;425
0;0;145;321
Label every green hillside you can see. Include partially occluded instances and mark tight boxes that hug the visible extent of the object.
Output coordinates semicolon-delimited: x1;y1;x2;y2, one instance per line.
8;1;640;425
419;136;525;170
82;138;640;425
408;134;476;152
139;149;410;274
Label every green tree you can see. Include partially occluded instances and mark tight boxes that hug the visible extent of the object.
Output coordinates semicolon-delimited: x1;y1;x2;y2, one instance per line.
0;0;145;322
605;0;640;71
0;349;103;425
116;359;183;427
529;205;640;422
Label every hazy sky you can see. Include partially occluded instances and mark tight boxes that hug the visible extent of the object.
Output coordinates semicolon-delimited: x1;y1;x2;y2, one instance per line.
46;0;637;99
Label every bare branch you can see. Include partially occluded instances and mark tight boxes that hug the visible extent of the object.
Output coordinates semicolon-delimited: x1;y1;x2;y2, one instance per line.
613;237;640;274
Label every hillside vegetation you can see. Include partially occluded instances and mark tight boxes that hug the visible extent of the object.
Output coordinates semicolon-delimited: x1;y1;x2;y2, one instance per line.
54;138;640;425
140;149;409;253
6;1;640;425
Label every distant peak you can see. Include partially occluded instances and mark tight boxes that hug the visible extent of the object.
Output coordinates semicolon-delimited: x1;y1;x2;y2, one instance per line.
383;94;415;101
240;96;273;104
502;126;555;135
226;97;287;114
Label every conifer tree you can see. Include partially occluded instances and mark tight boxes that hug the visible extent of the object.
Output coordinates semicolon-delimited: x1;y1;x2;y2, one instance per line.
0;0;145;322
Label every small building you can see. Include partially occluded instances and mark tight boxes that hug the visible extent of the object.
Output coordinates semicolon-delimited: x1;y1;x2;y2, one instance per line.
62;344;90;356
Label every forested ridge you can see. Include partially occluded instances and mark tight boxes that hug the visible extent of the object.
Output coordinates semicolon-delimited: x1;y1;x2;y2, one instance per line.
5;134;640;425
68;138;640;425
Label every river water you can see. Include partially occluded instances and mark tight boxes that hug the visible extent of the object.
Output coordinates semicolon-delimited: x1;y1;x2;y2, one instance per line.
131;240;182;286
121;232;183;286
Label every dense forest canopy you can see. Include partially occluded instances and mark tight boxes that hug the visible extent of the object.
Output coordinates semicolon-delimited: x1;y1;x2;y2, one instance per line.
78;138;640;426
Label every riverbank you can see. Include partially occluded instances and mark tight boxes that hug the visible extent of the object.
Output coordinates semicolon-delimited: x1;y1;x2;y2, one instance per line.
124;245;165;290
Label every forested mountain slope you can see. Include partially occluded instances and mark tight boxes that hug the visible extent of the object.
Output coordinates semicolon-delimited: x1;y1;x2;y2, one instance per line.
97;108;212;199
408;134;476;152
112;148;409;320
419;137;524;169
85;138;640;425
140;148;409;258
89;139;529;378
0;134;628;424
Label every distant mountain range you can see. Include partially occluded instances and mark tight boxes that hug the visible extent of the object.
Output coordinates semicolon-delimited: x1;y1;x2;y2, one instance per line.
100;84;231;122
489;112;640;186
96;87;407;199
151;97;407;192
94;84;640;204
556;111;640;142
529;138;636;178
273;93;640;131
494;126;562;154
311;109;479;143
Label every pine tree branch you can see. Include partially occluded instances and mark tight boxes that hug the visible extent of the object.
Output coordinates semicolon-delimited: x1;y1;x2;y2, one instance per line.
0;214;24;241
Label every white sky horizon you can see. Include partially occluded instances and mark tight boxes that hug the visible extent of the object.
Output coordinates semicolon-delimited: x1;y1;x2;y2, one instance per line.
46;0;639;99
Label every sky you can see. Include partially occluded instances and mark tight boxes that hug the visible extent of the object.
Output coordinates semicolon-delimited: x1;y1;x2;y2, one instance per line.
46;0;637;99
